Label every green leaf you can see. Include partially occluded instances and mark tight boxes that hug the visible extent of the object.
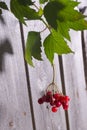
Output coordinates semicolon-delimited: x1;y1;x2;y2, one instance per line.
49;0;80;7
25;32;42;66
39;0;48;4
44;1;84;29
65;1;80;8
17;0;33;6
0;9;2;15
10;0;40;24
44;1;65;29
44;30;73;63
58;6;84;22
68;19;87;31
57;21;70;41
0;2;8;10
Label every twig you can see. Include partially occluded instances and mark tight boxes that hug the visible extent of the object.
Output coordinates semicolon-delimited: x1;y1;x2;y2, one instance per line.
40;27;47;33
52;64;55;83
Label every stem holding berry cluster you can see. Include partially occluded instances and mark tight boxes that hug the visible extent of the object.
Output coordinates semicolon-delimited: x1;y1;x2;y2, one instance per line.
46;64;62;94
38;63;70;112
52;64;55;83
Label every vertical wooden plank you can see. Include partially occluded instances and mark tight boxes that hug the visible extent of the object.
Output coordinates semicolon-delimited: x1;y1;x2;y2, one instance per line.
58;56;70;130
78;0;87;87
23;20;67;130
62;29;87;130
0;1;33;130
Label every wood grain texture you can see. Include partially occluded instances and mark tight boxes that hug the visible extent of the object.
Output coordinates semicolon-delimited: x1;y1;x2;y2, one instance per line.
0;0;87;130
0;1;33;130
23;20;67;130
62;30;87;130
78;0;87;88
63;1;87;129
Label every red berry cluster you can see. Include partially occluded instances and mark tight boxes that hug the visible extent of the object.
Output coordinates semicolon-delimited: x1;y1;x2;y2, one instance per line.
38;91;70;112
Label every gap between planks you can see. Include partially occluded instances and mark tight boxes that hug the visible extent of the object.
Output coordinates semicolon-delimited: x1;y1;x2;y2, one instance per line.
58;56;70;130
19;22;36;130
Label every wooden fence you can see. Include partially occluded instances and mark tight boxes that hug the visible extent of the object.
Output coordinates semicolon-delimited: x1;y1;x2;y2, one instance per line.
0;0;87;130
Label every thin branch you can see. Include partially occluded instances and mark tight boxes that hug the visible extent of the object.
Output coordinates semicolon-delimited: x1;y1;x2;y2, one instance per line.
40;27;47;33
40;18;51;32
52;64;55;83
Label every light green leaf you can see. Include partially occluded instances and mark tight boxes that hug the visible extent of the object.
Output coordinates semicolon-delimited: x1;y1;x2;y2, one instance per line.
57;21;70;41
58;7;84;22
0;1;8;10
39;0;48;4
25;32;42;66
10;0;40;24
49;0;80;7
38;7;43;17
44;1;84;29
66;1;80;8
44;30;73;63
68;19;87;31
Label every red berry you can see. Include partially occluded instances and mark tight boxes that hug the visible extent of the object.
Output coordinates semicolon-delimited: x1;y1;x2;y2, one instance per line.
55;101;61;107
42;95;46;102
46;96;51;102
46;91;52;102
60;96;66;103
62;103;69;110
53;93;60;100
50;97;55;106
64;96;70;101
46;91;52;96
38;98;43;104
50;101;54;106
51;106;58;112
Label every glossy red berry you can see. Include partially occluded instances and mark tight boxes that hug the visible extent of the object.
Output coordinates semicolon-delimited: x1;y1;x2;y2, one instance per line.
53;93;60;100
51;106;58;112
42;95;46;102
46;91;52;96
45;96;51;102
60;96;65;102
64;96;70;101
38;98;43;104
63;103;69;110
50;98;55;106
38;87;70;112
46;91;52;102
55;101;61;107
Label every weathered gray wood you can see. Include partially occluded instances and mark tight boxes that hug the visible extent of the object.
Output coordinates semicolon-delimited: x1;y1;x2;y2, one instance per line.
62;1;87;129
78;0;87;87
62;29;87;130
0;1;33;130
1;0;87;130
23;20;67;130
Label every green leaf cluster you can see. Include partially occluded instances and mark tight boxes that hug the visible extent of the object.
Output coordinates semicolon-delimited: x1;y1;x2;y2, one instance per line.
10;0;40;25
44;29;73;63
25;32;42;66
39;0;48;4
4;0;87;65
